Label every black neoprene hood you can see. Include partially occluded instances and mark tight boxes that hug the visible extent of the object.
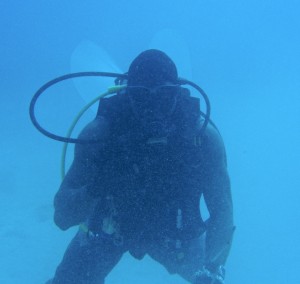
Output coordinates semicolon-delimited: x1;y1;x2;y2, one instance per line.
127;49;178;87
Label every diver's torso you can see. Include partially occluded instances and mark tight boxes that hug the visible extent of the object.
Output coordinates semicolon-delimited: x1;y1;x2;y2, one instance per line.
90;94;206;239
95;128;206;240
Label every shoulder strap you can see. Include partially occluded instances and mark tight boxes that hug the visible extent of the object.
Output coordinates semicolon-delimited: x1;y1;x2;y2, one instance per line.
97;94;126;119
174;89;200;126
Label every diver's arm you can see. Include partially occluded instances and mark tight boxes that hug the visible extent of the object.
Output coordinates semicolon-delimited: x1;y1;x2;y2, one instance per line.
202;124;234;271
54;116;109;230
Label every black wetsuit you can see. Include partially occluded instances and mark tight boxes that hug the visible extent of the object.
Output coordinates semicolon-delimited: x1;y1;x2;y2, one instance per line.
50;93;234;284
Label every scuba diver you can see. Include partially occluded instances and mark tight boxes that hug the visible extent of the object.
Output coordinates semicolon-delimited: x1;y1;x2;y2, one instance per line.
38;49;234;283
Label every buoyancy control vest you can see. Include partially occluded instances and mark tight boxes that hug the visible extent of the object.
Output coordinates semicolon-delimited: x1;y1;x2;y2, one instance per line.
91;89;207;240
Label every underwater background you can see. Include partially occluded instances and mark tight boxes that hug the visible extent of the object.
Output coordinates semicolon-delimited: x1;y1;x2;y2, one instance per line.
1;1;299;283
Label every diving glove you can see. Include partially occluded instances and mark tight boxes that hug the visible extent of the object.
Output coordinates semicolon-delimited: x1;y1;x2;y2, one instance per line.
194;265;225;284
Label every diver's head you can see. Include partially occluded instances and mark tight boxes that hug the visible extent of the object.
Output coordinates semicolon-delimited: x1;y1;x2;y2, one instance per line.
127;49;180;136
127;49;178;87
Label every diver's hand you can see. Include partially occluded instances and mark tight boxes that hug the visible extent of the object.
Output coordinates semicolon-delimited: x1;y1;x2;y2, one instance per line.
194;266;225;284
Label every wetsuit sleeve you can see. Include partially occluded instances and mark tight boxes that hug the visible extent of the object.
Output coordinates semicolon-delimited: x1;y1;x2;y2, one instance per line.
53;116;109;231
201;123;234;271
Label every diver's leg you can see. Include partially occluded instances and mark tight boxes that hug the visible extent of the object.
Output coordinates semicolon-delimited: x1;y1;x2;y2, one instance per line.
51;231;125;284
147;235;205;283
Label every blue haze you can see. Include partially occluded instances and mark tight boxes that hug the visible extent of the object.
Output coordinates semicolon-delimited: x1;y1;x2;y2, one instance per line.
0;1;299;283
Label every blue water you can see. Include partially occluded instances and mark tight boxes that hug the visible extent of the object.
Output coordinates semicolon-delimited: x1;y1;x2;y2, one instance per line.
1;1;299;283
